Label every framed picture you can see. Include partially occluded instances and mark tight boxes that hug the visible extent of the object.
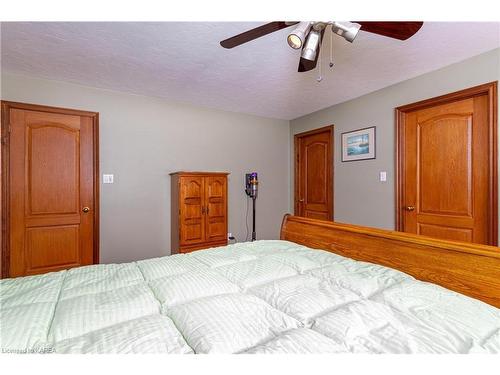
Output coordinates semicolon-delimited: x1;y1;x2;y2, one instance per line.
341;126;376;162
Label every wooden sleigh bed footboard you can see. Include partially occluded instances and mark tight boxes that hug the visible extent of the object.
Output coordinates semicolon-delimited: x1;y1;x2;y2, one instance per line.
280;214;500;308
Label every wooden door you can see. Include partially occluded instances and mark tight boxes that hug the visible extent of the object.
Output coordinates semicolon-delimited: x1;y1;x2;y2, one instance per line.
2;102;99;277
295;126;333;220
397;83;497;245
179;175;205;246
204;175;227;243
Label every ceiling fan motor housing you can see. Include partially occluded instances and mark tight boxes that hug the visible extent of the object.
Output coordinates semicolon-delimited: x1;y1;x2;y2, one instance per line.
302;29;321;61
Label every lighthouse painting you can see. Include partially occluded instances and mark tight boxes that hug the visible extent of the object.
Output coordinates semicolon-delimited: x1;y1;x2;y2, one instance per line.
342;126;376;162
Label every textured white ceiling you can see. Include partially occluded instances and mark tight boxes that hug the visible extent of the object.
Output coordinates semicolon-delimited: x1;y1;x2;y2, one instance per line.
1;22;499;120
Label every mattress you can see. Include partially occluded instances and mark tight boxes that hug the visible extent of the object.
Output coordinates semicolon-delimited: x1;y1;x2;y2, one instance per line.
1;240;499;354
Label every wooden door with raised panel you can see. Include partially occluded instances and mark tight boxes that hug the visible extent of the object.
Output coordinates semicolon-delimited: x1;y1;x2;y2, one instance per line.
205;175;227;243
295;126;333;220
400;95;493;244
3;102;99;277
179;175;206;246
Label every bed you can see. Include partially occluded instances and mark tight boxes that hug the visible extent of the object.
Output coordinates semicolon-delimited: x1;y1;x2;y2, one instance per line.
1;215;499;354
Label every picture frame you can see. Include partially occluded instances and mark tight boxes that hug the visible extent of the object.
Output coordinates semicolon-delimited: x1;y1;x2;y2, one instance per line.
341;126;376;162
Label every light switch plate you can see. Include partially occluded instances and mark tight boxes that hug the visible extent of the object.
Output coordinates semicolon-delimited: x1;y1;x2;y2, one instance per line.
103;174;114;184
379;171;387;182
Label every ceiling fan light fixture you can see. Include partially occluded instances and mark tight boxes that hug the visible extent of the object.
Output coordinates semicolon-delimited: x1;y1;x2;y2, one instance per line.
331;21;361;43
301;29;321;61
287;21;311;49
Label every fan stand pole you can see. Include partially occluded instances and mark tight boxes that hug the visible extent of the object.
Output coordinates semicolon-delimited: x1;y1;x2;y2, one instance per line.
251;197;256;241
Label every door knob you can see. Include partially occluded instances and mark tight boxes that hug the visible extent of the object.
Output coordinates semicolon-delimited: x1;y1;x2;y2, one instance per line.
299;199;304;202
82;207;90;213
405;206;415;212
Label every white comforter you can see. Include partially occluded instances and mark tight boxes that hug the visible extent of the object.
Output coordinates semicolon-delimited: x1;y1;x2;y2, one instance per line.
1;240;499;354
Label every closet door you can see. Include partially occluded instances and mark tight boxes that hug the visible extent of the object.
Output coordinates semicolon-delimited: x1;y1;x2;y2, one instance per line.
179;176;205;246
204;176;227;243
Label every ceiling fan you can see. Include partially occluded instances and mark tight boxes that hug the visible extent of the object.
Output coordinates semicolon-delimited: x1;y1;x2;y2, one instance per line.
220;21;424;73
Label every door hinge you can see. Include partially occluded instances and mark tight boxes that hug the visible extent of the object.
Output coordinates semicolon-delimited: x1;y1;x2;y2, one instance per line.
1;124;10;144
1;125;11;144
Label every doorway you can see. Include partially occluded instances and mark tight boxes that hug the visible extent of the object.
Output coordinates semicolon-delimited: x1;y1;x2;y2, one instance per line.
396;82;497;245
294;125;334;220
1;101;100;277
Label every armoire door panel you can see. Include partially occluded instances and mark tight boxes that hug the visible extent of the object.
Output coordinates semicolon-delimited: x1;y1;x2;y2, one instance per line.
206;178;224;198
184;201;203;219
183;178;203;198
207;202;224;217
206;219;226;241
205;176;227;242
183;223;204;242
5;103;98;277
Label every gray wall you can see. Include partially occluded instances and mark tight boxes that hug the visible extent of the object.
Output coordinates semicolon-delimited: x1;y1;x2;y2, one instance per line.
290;48;500;231
1;72;290;263
2;48;499;266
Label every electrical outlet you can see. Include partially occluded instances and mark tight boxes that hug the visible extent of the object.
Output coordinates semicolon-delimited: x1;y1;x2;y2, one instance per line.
379;171;387;182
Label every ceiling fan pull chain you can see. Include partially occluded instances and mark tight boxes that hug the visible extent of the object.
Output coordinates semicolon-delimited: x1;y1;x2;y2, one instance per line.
329;26;334;68
317;43;323;83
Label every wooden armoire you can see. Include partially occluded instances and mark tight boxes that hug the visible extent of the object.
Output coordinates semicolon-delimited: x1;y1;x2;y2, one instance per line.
170;172;229;254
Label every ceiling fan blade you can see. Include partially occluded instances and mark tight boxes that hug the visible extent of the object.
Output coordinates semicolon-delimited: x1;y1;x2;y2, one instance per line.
354;21;423;40
220;21;299;49
298;29;325;73
298;56;317;72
